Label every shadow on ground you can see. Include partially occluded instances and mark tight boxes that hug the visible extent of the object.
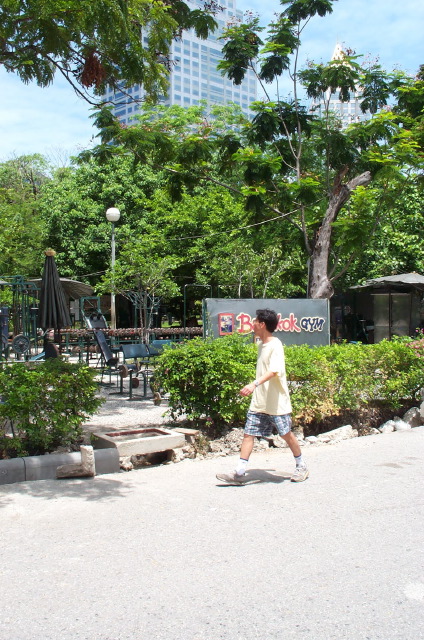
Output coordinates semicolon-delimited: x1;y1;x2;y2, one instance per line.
216;468;291;486
0;475;136;506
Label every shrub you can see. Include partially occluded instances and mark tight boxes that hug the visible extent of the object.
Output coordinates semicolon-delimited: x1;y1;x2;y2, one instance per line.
154;334;257;426
286;340;424;424
0;360;102;457
154;337;424;430
403;336;424;359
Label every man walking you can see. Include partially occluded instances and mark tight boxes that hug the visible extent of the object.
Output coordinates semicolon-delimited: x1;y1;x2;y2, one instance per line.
216;308;309;484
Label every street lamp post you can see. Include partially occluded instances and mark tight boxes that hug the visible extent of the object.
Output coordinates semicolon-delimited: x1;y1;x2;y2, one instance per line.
105;207;121;329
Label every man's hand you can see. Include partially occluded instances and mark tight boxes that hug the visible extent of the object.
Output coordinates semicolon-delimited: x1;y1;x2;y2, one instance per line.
239;382;256;397
239;372;277;396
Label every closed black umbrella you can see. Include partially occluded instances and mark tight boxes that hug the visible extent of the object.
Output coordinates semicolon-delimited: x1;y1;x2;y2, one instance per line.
37;250;72;330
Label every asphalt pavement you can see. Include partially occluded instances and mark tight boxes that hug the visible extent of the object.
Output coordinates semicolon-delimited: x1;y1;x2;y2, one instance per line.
0;427;423;640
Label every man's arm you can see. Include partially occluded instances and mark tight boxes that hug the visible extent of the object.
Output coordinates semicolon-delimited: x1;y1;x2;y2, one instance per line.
239;371;277;397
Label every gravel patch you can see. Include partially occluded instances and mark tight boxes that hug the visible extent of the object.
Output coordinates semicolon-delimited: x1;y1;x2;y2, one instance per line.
82;383;183;437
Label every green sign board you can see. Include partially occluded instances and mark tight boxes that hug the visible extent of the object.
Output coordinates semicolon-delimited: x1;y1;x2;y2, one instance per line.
204;298;330;346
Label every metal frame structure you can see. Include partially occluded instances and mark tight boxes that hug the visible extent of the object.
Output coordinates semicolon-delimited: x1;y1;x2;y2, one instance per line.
0;276;40;358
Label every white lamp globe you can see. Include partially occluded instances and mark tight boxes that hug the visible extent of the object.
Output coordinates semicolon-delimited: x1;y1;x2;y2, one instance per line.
105;207;121;222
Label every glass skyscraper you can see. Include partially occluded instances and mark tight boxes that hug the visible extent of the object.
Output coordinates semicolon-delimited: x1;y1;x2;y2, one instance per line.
103;0;257;124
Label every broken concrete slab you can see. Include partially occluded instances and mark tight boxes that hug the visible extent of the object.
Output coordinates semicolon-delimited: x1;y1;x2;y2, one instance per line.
92;427;186;457
174;427;200;444
57;445;96;479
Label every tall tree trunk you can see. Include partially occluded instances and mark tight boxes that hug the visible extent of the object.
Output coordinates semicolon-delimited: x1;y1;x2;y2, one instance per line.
308;169;372;298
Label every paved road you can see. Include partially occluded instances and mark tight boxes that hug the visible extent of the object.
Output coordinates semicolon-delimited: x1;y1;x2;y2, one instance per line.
1;428;423;640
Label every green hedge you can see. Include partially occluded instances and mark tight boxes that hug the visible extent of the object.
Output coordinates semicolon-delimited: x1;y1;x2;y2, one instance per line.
154;334;256;425
154;336;424;428
285;340;424;424
0;360;102;457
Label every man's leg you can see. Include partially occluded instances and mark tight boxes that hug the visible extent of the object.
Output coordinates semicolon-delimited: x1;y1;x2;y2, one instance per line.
233;434;255;475
282;430;309;482
240;434;255;461
282;430;301;457
216;413;262;484
273;416;309;482
215;434;255;484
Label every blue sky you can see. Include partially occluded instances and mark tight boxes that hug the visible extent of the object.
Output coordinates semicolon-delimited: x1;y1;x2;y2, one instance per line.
0;0;422;162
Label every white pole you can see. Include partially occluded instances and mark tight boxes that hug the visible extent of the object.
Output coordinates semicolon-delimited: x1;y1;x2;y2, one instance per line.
105;208;121;330
111;221;116;330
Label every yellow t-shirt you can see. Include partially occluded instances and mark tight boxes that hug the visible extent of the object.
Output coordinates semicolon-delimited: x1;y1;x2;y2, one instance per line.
249;337;292;416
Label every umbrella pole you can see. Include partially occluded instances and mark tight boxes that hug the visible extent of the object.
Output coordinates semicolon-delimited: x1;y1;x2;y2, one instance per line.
55;329;62;354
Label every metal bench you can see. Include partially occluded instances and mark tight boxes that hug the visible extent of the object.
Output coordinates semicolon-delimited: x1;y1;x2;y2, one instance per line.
148;339;176;356
119;343;154;399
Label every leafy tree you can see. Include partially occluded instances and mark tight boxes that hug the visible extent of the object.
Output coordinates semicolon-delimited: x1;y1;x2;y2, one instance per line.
37;149;307;307
127;172;307;300
96;240;181;332
195;238;305;298
0;153;51;197
37;155;165;281
344;181;424;284
88;1;423;298
0;0;218;102
0;154;49;275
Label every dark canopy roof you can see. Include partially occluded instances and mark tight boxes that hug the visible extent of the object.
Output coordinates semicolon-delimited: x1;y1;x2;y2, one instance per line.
31;278;94;299
351;273;424;292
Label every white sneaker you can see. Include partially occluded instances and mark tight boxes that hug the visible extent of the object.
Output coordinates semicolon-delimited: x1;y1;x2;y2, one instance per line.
291;466;309;482
216;471;247;485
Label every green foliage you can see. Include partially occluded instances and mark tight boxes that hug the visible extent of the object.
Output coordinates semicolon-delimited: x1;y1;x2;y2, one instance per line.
154;337;424;429
0;360;102;457
360;65;392;114
3;0;421;302
258;18;297;82
281;0;335;22
97;246;180;329
218;18;263;85
300;56;361;103
0;155;49;275
195;240;305;299
285;341;424;424
89;2;423;298
0;0;218;102
36;142;308;304
0;154;51;197
99;250;180;302
154;334;257;426
37;155;164;280
342;179;424;286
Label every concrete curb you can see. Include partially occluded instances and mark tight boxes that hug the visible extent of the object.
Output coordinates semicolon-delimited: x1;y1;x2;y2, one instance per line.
0;448;120;485
0;457;26;484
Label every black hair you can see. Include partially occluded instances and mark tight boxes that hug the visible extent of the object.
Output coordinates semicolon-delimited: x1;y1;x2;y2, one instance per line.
256;308;279;333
